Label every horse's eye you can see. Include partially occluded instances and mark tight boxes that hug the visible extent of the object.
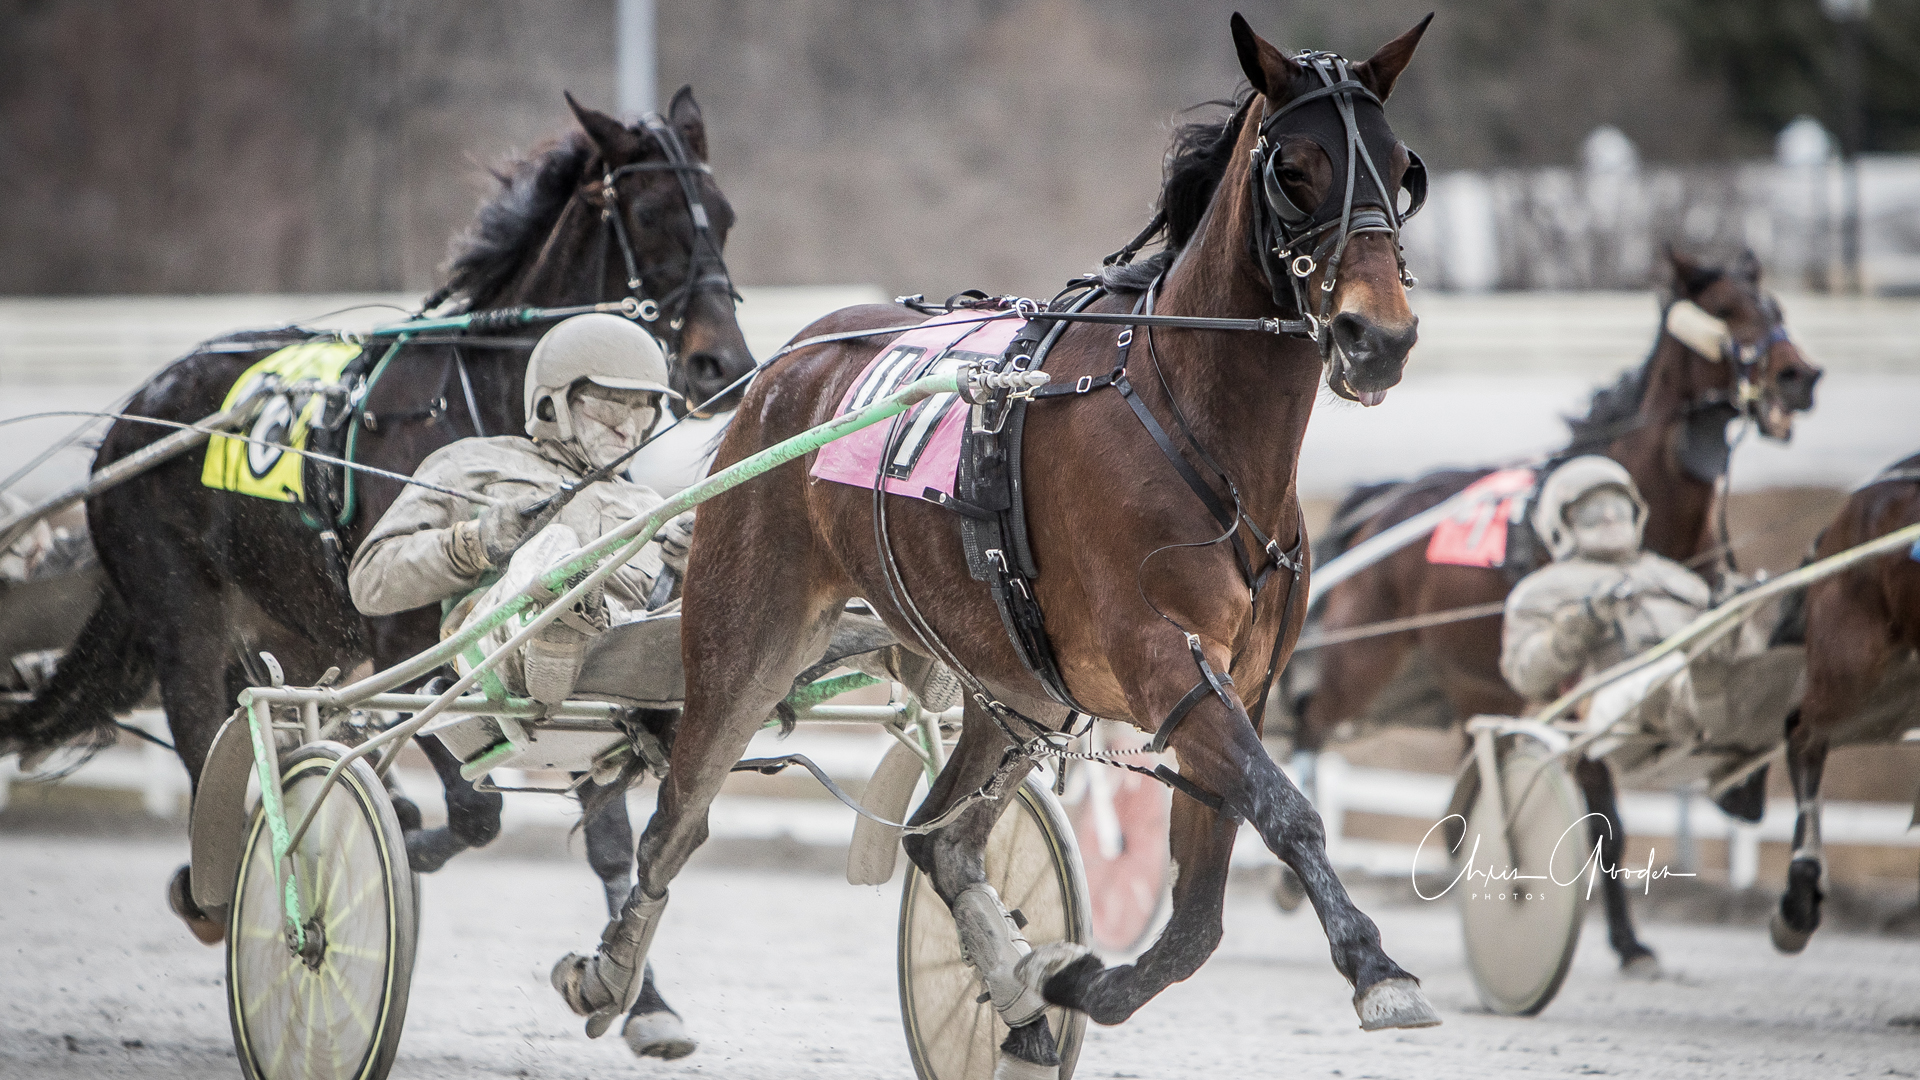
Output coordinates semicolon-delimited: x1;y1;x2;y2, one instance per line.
1280;166;1308;183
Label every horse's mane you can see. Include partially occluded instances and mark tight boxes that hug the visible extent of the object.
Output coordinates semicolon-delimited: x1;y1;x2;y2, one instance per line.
1564;363;1651;453
1101;92;1254;292
1563;260;1730;452
436;132;594;310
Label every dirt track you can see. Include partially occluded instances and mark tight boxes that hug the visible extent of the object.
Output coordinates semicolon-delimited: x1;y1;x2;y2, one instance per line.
4;831;1919;1079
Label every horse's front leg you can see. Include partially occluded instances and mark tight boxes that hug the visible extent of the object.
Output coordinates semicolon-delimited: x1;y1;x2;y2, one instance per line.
1572;757;1660;976
1043;645;1438;1031
576;775;697;1059
1030;760;1240;1026
901;703;1071;1078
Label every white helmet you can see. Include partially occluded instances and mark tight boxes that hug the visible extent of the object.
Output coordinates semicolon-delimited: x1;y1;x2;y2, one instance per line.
524;314;680;441
1533;455;1647;561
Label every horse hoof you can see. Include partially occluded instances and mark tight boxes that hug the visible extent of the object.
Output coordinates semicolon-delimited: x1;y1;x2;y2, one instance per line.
994;1055;1059;1080
1620;953;1662;981
1273;865;1306;913
405;828;463;874
1355;977;1441;1031
1769;910;1813;955
166;865;224;946
1014;941;1094;1003
622;1009;697;1060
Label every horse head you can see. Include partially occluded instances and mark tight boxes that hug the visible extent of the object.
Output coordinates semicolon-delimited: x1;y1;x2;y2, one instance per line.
1665;246;1823;442
1231;12;1431;406
567;91;755;416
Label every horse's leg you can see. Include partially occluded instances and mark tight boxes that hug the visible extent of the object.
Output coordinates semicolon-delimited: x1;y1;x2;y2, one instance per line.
1040;653;1437;1030
573;775;697;1060
400;734;504;873
550;585;841;1037
1572;757;1659;976
1773;587;1890;954
1282;607;1414;910
899;704;1067;1074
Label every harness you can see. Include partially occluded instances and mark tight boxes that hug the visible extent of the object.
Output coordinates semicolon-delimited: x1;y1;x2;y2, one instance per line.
844;67;1431;809
1245;54;1427;367
299;114;738;537
597;113;742;337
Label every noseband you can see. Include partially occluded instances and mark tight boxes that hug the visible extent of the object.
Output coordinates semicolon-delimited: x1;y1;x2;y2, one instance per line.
598;114;742;351
1246;53;1427;362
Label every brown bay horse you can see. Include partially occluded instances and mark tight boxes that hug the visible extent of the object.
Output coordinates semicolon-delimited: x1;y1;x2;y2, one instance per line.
1771;454;1920;953
0;91;753;1054
1285;248;1823;973
601;14;1441;1071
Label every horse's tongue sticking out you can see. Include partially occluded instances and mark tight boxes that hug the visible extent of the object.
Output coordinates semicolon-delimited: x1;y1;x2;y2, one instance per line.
1359;389;1388;407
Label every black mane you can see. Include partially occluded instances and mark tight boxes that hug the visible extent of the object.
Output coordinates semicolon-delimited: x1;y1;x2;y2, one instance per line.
1565;355;1651;452
1101;92;1254;292
434;132;594;310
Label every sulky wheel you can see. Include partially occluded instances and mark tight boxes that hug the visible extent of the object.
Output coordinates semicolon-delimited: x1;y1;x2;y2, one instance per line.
1457;736;1587;1016
899;775;1090;1080
228;742;419;1080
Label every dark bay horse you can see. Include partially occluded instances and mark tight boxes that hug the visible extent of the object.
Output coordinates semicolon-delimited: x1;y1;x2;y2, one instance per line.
1286;248;1822;973
1771;453;1920;953
0;90;751;1052
600;14;1440;1071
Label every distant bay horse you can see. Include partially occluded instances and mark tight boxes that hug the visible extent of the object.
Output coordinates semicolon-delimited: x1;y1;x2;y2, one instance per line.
1771;454;1920;953
1286;248;1822;974
575;14;1444;1073
0;90;753;1056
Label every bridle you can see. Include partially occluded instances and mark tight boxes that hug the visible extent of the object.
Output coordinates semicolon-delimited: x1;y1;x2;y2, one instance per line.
597;113;742;353
1245;52;1427;369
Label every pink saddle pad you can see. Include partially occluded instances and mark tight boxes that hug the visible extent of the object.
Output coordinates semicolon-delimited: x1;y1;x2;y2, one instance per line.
809;311;1026;500
1426;467;1537;568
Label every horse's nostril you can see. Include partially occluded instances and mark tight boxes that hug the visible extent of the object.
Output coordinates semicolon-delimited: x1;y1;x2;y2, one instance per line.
687;353;724;383
1331;313;1368;351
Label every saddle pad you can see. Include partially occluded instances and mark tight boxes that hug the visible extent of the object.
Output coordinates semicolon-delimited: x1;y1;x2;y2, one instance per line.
201;341;362;503
1426;467;1536;568
808;311;1025;500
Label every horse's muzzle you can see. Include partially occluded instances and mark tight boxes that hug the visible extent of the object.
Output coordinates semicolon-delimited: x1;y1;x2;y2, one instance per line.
1331;312;1418;406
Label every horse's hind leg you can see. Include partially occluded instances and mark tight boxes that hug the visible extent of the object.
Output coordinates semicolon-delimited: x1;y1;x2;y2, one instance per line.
550;562;842;1037
900;704;1067;1074
402;734;503;873
575;775;699;1059
1573;757;1659;976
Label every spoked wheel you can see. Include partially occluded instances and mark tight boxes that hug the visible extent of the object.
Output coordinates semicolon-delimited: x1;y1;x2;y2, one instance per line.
899;775;1090;1080
1063;726;1171;957
228;742;418;1080
1457;736;1587;1016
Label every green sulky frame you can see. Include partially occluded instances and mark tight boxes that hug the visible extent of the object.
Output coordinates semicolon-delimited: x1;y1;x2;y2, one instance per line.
228;364;1044;951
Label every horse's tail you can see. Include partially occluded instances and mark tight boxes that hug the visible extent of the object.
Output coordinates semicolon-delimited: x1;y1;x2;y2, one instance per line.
1;584;154;764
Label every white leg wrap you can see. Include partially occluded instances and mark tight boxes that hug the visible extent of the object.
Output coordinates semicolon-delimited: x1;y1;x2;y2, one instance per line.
951;884;1051;1028
551;890;668;1038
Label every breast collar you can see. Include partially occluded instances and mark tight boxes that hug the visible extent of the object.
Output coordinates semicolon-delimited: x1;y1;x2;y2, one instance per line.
1245;52;1427;360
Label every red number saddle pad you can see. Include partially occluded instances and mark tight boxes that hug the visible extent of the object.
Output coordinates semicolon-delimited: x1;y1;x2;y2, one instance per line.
1425;467;1537;568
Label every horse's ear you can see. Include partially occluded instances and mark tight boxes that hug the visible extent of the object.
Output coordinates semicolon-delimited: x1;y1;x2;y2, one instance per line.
667;85;708;160
1665;243;1718;298
1230;12;1298;102
1353;13;1433;102
1734;248;1763;285
565;91;640;161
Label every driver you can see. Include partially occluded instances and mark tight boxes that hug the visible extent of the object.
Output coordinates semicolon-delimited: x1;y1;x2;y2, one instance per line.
1500;456;1713;726
348;313;694;702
